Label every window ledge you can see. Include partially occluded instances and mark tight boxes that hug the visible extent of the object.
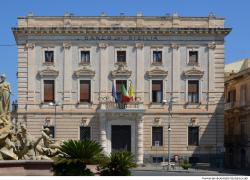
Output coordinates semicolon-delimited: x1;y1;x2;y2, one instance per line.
151;146;164;150
43;62;55;66
187;63;199;66
40;102;56;109
76;102;93;109
79;62;90;66
184;103;201;109
149;103;165;109
151;62;163;66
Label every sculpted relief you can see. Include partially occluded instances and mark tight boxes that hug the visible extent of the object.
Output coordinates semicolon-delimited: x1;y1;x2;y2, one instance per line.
0;74;59;160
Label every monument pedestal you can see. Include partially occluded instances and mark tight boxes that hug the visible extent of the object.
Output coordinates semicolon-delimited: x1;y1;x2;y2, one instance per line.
0;160;53;176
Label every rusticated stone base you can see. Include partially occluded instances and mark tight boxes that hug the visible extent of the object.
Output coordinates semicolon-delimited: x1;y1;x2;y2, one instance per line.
0;160;53;176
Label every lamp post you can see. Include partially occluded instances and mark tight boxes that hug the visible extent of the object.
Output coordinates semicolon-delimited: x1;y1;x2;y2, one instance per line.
48;101;61;138
163;96;176;171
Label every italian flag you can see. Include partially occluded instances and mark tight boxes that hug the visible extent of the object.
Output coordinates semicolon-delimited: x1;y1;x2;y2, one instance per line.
121;84;130;103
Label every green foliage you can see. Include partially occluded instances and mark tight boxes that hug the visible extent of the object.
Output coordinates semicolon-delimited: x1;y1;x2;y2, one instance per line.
53;140;105;176
99;151;137;176
180;159;192;170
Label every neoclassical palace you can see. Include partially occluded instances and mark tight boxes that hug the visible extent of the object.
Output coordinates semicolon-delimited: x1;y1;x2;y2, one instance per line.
12;13;231;165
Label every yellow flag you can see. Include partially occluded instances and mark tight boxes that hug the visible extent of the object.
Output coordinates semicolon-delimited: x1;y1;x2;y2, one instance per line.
128;82;134;99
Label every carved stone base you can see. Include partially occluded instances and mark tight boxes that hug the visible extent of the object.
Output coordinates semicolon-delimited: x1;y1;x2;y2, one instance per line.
0;160;53;176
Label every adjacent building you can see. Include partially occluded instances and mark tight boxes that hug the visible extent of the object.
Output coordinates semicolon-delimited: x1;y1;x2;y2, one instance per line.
224;58;250;169
12;13;231;165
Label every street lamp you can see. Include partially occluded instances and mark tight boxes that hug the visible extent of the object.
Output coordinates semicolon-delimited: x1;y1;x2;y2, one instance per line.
163;96;176;171
48;101;61;138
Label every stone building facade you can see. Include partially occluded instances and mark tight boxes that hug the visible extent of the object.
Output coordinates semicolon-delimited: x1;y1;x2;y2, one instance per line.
12;13;231;165
224;59;250;169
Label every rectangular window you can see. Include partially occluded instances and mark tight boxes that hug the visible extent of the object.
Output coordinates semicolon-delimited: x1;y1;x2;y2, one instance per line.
240;85;247;106
152;80;163;103
188;127;199;146
153;51;162;63
116;80;127;102
227;89;236;104
80;80;91;103
80;51;90;64
80;126;91;141
152;157;163;163
43;125;55;138
45;51;54;63
189;51;198;65
44;80;55;102
117;51;126;63
152;127;163;146
188;80;199;103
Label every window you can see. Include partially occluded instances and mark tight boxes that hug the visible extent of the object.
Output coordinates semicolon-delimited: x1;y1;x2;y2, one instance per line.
152;127;163;146
152;80;163;103
44;80;55;102
188;51;198;65
80;51;90;64
43;125;55;138
227;89;236;104
117;51;126;63
80;80;91;103
45;51;54;63
188;127;199;146
240;85;247;106
116;80;127;102
80;126;91;141
153;51;162;63
188;80;199;103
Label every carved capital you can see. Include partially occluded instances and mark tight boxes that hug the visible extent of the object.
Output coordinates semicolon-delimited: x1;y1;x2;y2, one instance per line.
99;43;108;49
63;42;71;49
25;43;35;50
208;42;216;49
135;43;144;49
171;43;179;49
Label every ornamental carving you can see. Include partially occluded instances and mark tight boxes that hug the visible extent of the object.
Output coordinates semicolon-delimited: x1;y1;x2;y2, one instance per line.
38;67;59;78
145;67;168;78
110;63;132;79
63;42;71;49
208;42;216;49
74;66;95;78
182;67;204;78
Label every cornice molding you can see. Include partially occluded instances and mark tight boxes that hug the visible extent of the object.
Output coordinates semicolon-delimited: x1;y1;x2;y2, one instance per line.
183;67;204;78
145;67;168;78
110;63;132;79
74;66;95;78
38;67;59;78
12;27;232;36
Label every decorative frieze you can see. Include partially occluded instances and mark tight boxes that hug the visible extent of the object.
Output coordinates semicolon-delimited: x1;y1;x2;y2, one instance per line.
145;67;168;78
73;66;95;78
182;67;204;78
110;63;132;79
38;67;59;78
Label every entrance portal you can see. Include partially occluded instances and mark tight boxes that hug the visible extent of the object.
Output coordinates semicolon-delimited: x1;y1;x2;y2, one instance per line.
111;125;131;152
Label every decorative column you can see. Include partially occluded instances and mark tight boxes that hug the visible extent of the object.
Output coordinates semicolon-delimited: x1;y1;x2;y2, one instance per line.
26;43;35;103
99;113;108;154
136;115;144;165
135;43;144;101
99;43;108;98
63;42;72;106
171;44;180;100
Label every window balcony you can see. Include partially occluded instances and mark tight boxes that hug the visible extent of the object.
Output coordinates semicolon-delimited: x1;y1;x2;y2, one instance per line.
225;102;235;110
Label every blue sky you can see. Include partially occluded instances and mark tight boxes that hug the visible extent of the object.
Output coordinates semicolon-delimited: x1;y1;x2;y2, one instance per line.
1;0;250;102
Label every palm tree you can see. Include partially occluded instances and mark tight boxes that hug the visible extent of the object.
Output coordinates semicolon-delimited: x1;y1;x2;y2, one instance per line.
99;152;137;176
53;140;106;176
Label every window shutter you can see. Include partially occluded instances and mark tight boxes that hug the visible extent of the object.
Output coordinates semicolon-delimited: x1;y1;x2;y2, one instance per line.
152;81;162;91
44;80;54;102
188;81;199;93
80;80;90;102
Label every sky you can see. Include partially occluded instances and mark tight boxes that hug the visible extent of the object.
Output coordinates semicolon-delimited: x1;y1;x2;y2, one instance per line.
0;0;250;102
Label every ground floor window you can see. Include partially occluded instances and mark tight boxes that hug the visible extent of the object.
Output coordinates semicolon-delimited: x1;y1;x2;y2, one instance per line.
80;126;91;141
188;126;199;146
152;157;163;163
152;127;163;146
43;125;55;138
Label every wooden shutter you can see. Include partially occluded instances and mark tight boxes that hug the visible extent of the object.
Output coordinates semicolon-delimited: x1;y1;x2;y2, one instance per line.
188;81;199;93
44;80;54;102
80;80;90;102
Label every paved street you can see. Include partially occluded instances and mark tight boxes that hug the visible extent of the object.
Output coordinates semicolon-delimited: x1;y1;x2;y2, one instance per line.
131;165;250;176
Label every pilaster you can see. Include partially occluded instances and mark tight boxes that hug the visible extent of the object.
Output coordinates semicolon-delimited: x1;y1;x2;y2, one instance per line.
26;43;35;103
171;44;180;101
99;113;108;154
208;42;216;106
135;43;144;101
99;43;108;97
63;42;72;104
136;115;144;165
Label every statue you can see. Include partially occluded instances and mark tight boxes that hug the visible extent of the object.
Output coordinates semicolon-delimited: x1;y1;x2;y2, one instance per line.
0;74;60;161
0;74;11;114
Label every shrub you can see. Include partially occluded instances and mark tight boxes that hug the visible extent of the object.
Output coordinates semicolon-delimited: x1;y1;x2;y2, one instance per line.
180;159;192;170
99;151;137;176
